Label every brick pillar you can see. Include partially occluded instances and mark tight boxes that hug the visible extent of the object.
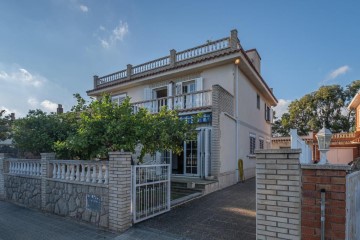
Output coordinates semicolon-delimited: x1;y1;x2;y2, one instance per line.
169;49;176;67
126;64;132;80
0;153;6;200
301;164;350;240
255;149;302;239
93;75;99;88
40;153;55;210
230;29;239;49
108;152;132;232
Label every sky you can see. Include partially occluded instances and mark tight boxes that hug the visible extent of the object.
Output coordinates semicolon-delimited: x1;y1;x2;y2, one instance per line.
0;0;359;118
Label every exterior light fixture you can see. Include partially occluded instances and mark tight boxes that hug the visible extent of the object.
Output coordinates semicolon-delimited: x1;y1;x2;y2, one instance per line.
316;124;332;164
235;59;240;65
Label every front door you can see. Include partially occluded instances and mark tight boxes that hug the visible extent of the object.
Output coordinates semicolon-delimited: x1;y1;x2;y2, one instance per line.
184;140;198;175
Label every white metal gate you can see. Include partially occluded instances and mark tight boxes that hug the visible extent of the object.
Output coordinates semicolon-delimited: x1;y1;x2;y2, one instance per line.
346;170;360;240
132;164;171;223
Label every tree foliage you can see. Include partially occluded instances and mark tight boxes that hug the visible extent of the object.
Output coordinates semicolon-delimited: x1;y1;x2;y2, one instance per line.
272;80;360;136
54;94;197;160
0;110;13;141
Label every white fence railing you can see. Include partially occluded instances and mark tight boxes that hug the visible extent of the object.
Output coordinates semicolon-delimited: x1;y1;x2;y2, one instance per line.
290;129;312;164
346;170;360;240
132;90;212;114
49;160;109;185
132;164;171;223
8;159;42;177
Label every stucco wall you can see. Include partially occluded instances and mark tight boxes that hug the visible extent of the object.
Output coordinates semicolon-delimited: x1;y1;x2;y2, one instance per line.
219;113;236;173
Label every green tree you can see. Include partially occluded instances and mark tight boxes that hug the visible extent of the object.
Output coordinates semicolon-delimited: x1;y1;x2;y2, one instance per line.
54;94;197;161
0;110;13;141
272;80;360;136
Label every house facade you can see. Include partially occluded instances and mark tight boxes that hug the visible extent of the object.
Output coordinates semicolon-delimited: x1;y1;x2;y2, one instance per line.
87;30;277;186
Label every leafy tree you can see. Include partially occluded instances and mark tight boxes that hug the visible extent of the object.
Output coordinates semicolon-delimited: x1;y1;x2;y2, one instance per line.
0;110;13;141
12;109;76;157
55;94;197;161
273;80;360;136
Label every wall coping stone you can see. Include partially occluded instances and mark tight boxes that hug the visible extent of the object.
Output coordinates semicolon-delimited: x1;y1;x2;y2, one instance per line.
255;149;301;154
301;163;351;170
46;178;109;188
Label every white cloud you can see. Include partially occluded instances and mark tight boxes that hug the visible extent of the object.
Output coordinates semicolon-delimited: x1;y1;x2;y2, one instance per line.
27;98;39;108
0;67;45;87
273;99;291;118
40;100;58;112
79;4;88;12
0;63;73;117
99;21;129;49
328;65;350;80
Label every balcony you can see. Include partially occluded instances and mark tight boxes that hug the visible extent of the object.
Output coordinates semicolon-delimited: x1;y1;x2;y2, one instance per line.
132;90;212;114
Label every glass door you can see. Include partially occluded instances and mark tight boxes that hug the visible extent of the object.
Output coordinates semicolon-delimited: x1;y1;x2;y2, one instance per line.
184;140;198;175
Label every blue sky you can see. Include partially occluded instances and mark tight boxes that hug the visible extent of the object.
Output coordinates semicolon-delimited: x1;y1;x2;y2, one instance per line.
0;0;359;117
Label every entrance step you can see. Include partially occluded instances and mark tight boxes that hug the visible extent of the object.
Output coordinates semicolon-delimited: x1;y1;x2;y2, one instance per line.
170;176;219;206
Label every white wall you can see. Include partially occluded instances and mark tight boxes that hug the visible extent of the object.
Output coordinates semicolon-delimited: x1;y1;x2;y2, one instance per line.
327;148;354;164
219;113;236;173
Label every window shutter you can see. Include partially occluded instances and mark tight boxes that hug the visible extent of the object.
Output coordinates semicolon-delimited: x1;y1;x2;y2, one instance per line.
144;87;152;100
175;82;183;95
195;77;203;91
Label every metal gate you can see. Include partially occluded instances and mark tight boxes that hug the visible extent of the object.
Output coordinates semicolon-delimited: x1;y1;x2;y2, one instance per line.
132;164;171;223
346;170;360;240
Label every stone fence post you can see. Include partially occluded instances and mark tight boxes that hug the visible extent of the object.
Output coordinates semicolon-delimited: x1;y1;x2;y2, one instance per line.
0;153;6;200
40;153;55;210
108;152;132;232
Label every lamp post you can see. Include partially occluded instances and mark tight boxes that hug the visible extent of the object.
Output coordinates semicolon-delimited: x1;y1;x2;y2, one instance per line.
316;125;332;164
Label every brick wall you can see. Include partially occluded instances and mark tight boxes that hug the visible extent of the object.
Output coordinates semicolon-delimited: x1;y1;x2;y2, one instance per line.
301;164;351;240
211;84;234;177
255;149;302;239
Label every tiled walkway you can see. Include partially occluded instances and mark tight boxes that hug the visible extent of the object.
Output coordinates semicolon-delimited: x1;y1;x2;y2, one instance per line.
0;201;116;240
118;178;256;240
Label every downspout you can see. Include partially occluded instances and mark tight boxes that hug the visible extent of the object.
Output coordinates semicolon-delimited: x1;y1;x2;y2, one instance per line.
235;59;240;181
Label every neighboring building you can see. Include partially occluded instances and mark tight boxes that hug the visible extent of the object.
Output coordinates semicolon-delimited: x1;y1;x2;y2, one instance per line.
87;30;277;185
272;91;360;164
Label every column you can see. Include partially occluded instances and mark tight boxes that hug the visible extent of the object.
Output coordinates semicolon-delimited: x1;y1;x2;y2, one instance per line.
40;152;55;210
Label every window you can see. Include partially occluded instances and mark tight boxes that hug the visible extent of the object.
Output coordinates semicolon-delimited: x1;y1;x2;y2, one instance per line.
259;137;264;150
257;94;260;109
111;93;127;105
249;134;256;155
265;104;271;122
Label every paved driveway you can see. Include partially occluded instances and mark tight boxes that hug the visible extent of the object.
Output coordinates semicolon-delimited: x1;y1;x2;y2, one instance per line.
117;178;256;240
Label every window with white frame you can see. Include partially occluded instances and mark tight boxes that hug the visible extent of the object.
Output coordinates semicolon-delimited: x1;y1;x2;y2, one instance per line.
111;93;127;105
249;133;256;155
259;137;264;150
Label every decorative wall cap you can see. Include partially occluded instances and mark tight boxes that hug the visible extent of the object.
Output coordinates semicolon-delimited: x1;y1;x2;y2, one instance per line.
255;149;301;154
301;164;352;171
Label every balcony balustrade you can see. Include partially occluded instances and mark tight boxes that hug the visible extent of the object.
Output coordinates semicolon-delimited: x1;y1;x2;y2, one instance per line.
132;90;212;113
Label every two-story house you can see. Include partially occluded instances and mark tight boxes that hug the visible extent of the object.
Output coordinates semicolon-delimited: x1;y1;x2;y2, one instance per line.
87;30;277;188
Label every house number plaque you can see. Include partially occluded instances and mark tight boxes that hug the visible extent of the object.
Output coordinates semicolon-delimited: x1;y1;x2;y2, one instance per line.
86;194;101;212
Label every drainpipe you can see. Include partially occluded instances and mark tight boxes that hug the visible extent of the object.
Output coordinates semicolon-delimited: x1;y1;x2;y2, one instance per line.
321;189;326;240
234;59;240;181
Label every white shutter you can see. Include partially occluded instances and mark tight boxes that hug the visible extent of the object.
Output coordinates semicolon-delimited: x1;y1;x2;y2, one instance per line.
175;82;183;109
167;83;173;109
144;87;152;100
195;77;203;91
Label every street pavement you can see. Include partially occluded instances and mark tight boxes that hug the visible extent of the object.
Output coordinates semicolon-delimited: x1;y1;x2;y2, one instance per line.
0;178;256;240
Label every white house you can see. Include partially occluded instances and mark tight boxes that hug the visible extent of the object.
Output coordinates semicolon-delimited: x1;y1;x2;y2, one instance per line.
87;29;278;188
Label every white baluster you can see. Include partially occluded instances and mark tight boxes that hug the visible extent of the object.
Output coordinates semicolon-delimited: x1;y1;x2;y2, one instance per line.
21;162;24;174
75;164;80;181
97;163;103;184
61;164;66;179
36;163;40;176
52;163;57;179
80;164;85;182
57;163;61;179
70;164;74;181
65;164;70;180
91;164;97;183
85;164;90;182
104;164;109;184
15;162;19;173
31;163;35;176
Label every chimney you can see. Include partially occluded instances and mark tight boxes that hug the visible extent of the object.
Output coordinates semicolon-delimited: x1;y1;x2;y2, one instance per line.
245;49;261;74
10;113;15;120
57;104;63;114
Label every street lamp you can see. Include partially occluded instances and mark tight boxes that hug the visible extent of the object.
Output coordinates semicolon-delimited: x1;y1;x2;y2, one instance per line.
316;124;332;164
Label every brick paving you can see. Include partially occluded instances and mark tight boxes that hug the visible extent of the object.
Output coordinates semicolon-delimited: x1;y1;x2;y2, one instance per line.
118;178;256;240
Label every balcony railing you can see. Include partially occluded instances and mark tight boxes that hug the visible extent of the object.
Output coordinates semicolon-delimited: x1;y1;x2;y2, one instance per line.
93;30;240;88
332;132;356;139
132;90;212;113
